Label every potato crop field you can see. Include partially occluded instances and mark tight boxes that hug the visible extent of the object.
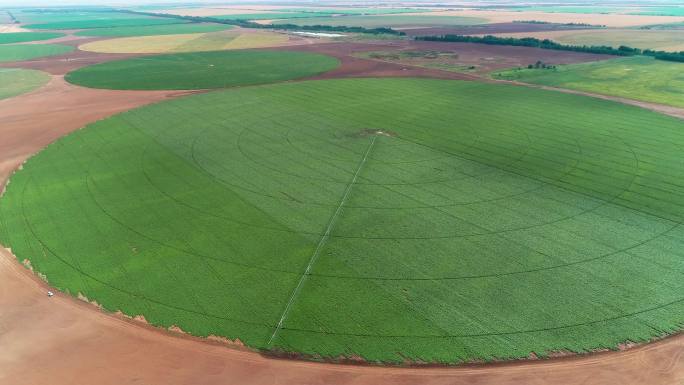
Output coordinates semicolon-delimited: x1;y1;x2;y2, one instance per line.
2;78;683;363
65;50;339;90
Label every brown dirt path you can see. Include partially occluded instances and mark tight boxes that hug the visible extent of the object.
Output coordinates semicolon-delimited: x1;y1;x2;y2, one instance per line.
0;36;683;385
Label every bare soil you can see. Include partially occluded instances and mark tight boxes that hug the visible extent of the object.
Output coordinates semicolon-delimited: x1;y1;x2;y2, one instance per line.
275;40;614;76
0;32;683;385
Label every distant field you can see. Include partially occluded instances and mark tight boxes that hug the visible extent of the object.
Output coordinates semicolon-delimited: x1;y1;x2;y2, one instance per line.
14;10;156;24
506;6;631;14
3;78;683;363
159;7;431;17
628;7;684;16
493;56;684;108
415;10;684;28
494;29;684;51
0;32;64;44
504;5;684;16
66;50;338;90
0;68;50;99
265;7;431;15
74;23;232;37
274;15;487;28
21;10;188;30
0;44;73;62
215;12;338;20
79;30;289;54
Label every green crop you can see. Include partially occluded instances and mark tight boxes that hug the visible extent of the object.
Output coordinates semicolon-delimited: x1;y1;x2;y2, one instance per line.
2;78;682;363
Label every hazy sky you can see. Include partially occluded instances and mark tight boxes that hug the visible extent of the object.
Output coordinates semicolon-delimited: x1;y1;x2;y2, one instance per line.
0;0;256;6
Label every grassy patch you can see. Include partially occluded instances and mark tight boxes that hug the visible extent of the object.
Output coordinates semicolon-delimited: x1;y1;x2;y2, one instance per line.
0;32;64;44
2;78;683;363
66;50;339;90
0;44;73;62
74;23;232;37
24;16;188;30
78;30;288;54
493;56;684;108
0;68;50;99
273;15;487;28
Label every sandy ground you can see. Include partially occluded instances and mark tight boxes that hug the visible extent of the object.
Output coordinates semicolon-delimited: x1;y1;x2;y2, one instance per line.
0;24;28;33
1;31;684;385
400;10;684;28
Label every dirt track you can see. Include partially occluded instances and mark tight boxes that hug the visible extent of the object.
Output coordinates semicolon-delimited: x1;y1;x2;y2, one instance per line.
1;36;683;385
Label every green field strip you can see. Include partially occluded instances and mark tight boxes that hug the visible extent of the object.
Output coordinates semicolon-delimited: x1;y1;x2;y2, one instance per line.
24;17;188;30
0;44;73;62
268;135;377;345
0;32;64;44
73;23;233;37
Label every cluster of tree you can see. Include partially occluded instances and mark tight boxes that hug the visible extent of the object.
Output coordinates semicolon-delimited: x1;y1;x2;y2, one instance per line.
650;51;684;62
528;60;556;69
415;34;636;55
119;9;405;36
513;20;605;27
414;34;684;63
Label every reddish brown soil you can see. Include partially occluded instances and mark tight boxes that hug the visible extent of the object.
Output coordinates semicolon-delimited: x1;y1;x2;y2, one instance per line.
275;40;613;76
1;35;683;385
270;42;479;80
401;23;600;37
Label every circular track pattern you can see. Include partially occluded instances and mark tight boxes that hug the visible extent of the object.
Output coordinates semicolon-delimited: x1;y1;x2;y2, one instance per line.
1;78;683;363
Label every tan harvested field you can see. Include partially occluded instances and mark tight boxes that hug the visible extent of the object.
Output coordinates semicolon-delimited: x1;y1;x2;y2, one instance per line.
79;29;292;54
488;29;684;51
402;10;684;27
2;24;684;385
402;23;601;37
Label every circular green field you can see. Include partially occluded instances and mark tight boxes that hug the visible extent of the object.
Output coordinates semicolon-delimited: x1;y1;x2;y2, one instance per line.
2;78;683;364
66;50;339;90
0;68;51;100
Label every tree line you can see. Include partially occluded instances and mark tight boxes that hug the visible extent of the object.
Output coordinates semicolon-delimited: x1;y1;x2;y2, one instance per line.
120;9;406;36
414;34;684;63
